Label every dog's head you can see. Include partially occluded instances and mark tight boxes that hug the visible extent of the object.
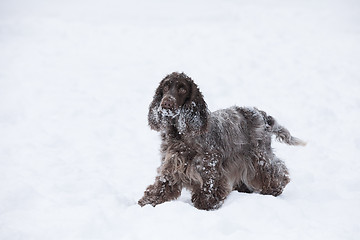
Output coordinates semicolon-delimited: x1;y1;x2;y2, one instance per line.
148;72;209;135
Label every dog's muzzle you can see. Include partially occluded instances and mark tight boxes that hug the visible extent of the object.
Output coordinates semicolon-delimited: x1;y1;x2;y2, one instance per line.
160;95;176;110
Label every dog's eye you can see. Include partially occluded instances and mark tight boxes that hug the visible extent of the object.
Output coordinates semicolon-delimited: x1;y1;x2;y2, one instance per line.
179;87;187;94
163;85;169;92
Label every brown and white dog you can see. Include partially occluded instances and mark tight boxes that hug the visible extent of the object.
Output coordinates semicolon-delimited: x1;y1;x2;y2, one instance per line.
139;72;305;210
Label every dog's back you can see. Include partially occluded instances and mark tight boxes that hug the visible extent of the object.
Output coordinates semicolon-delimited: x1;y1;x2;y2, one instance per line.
202;106;304;195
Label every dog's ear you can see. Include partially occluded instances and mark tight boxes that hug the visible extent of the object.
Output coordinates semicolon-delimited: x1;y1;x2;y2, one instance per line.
148;80;164;131
179;77;209;135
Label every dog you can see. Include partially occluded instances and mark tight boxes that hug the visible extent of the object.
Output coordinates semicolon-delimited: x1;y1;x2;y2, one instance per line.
138;72;305;210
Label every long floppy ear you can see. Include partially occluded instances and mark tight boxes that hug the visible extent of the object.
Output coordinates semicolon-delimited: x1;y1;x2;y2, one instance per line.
148;82;163;131
178;79;209;135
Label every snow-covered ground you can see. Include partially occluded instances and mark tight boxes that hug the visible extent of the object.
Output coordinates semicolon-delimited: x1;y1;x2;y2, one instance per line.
1;0;360;239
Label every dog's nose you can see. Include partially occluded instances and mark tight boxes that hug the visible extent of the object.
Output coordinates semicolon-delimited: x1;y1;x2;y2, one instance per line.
161;97;175;109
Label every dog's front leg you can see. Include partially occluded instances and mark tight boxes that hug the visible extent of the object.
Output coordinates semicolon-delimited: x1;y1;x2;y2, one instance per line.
191;156;231;210
191;175;230;210
138;175;182;207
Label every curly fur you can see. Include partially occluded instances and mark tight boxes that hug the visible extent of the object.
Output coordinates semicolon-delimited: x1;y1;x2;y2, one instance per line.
138;72;305;210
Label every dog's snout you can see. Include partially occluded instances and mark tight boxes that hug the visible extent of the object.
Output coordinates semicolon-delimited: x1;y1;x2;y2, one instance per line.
161;97;175;109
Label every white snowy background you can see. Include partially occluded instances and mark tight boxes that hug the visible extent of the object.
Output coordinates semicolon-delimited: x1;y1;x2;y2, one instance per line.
1;0;360;239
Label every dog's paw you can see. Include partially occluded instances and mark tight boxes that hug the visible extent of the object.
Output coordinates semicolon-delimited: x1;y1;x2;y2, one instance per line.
138;196;157;207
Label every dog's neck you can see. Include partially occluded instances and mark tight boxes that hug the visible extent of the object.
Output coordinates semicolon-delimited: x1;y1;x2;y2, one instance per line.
164;120;183;140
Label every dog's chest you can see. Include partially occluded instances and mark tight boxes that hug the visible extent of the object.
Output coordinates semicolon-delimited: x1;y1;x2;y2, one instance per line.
160;144;204;186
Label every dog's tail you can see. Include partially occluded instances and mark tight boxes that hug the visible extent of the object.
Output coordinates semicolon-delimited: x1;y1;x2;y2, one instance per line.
272;122;306;146
260;111;306;146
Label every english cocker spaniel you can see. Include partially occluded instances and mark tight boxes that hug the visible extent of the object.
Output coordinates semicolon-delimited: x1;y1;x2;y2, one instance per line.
138;72;305;210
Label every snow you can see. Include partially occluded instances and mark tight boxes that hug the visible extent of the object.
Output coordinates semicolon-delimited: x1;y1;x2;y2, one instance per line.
1;0;360;239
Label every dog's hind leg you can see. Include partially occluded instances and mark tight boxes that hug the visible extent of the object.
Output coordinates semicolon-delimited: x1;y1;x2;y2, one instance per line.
250;155;290;197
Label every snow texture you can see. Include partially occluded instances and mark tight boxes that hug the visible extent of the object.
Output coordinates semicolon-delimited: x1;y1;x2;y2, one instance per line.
1;0;360;239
